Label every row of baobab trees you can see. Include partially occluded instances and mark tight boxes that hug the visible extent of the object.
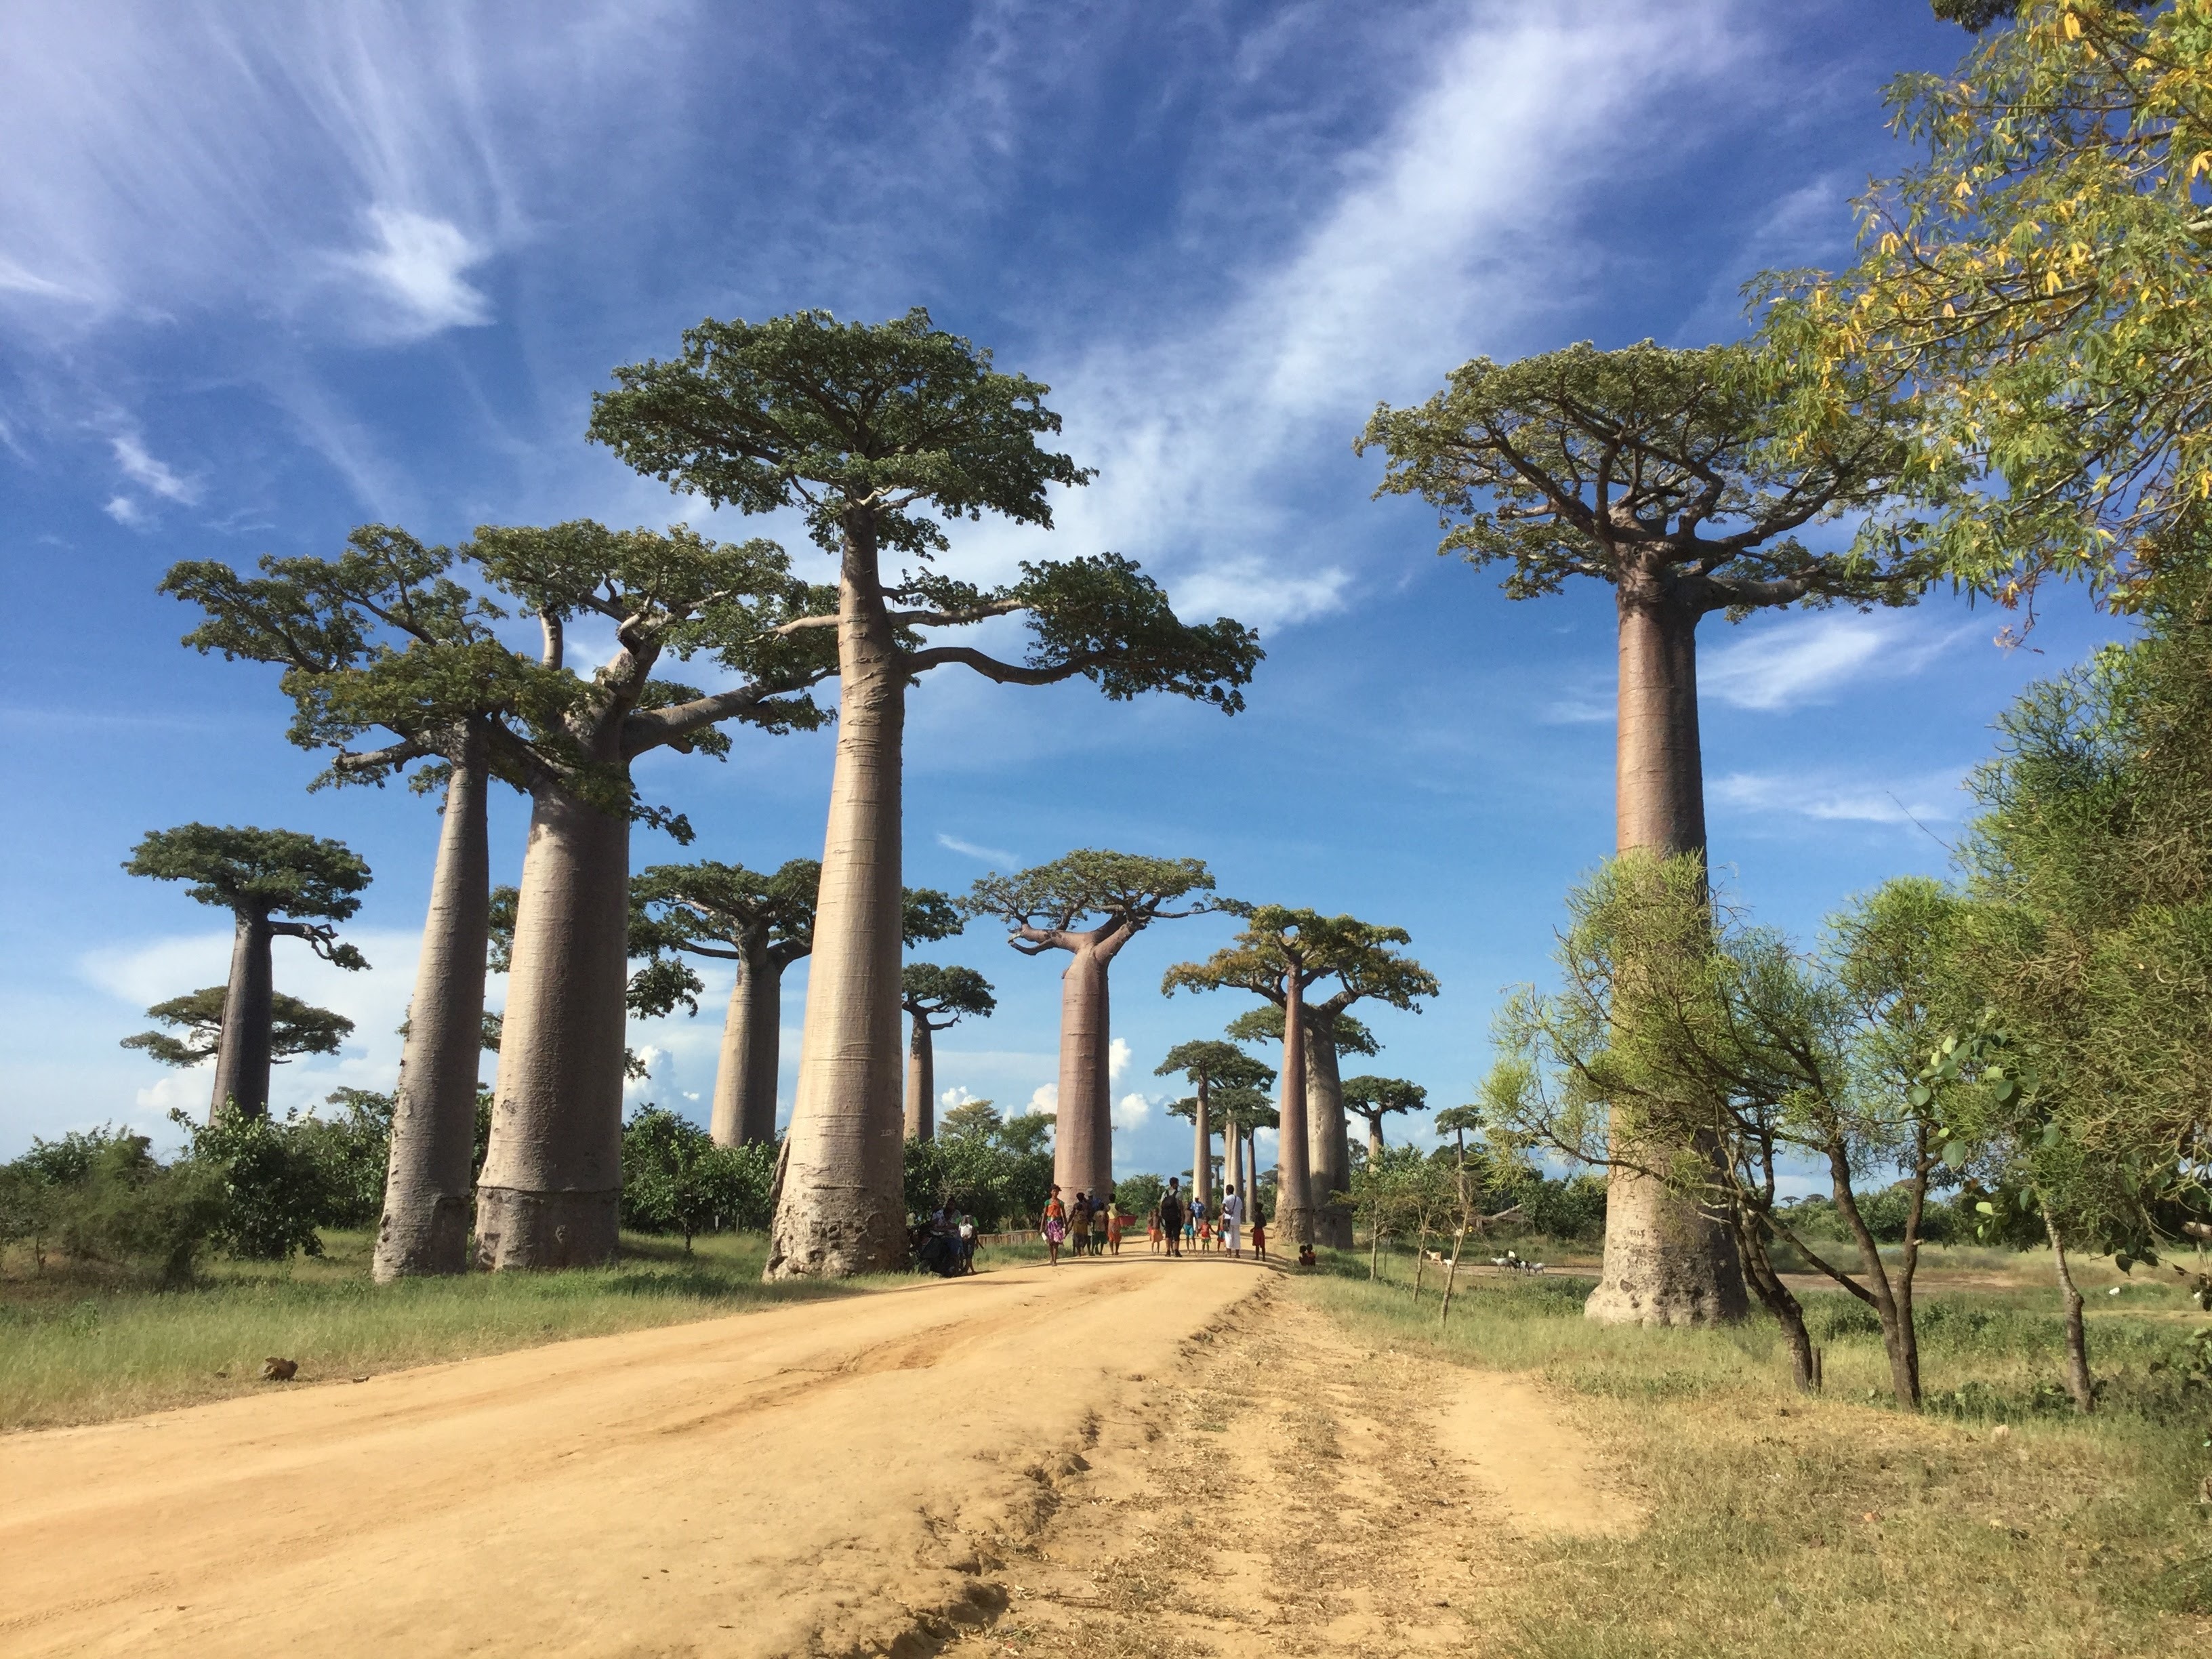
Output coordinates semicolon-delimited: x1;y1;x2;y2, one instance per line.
148;306;1931;1319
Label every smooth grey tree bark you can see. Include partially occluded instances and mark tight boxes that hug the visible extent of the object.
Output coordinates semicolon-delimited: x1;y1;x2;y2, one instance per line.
715;945;789;1147
374;724;492;1280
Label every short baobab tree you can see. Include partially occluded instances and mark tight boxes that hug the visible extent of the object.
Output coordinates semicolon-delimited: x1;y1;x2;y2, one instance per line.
1226;1002;1389;1242
1169;909;1435;1246
968;851;1235;1203
1361;340;1921;1324
900;964;996;1140
590;308;1261;1279
122;987;353;1071
1155;1040;1274;1212
633;861;963;1145
124;825;370;1122
1342;1076;1427;1162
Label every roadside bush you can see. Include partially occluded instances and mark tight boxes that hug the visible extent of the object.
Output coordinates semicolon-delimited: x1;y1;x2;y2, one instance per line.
1115;1172;1165;1219
904;1105;1054;1230
175;1106;333;1260
53;1132;226;1286
1516;1172;1607;1242
621;1107;775;1248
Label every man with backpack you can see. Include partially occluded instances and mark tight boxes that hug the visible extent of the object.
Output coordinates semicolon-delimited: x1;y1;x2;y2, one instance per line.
1159;1179;1185;1258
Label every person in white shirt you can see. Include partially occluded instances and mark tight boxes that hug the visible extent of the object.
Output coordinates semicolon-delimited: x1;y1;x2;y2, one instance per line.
1219;1185;1245;1256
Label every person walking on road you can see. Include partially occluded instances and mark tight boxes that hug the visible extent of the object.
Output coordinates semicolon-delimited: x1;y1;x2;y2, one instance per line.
1090;1196;1108;1258
1147;1207;1164;1254
1220;1185;1244;1257
1160;1179;1185;1259
1106;1200;1126;1256
1042;1187;1068;1266
1250;1206;1267;1262
1069;1190;1092;1257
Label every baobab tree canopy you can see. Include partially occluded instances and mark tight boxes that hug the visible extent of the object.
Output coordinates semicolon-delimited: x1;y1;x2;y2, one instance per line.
900;964;996;1024
1226;1004;1377;1059
1342;1076;1427;1148
124;824;371;1122
121;987;353;1069
970;850;1235;1202
590;308;1261;1281
1359;340;1923;621
1156;1040;1275;1097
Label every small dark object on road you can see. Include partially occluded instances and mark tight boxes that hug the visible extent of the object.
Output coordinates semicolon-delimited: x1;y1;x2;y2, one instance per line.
262;1357;298;1382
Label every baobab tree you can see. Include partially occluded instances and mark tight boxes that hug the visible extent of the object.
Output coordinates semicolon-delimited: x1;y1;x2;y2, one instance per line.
163;526;546;1279
1225;1002;1396;1245
592;311;1262;1279
465;521;837;1269
124;825;370;1121
632;861;963;1146
967;851;1234;1204
1361;340;1921;1324
1164;908;1433;1246
122;988;352;1069
1216;1088;1279;1217
900;964;995;1141
1155;1040;1275;1212
1342;1076;1427;1162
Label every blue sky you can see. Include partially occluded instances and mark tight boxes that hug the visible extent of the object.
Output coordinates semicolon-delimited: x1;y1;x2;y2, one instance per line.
0;0;2123;1181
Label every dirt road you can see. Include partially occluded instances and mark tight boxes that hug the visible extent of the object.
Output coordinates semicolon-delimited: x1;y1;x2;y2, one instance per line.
1;1258;1621;1658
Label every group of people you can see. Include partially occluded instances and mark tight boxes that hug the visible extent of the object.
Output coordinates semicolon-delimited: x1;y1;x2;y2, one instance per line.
912;1202;979;1277
1038;1178;1266;1265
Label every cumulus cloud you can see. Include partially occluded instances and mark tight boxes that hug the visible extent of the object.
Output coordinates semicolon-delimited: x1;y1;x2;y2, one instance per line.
102;494;147;527
1107;1038;1131;1082
1024;1084;1059;1118
1704;614;1970;713
1112;1091;1152;1132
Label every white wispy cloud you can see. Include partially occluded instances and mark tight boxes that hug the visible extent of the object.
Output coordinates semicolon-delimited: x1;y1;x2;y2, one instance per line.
1704;613;1970;713
110;433;199;504
937;832;1018;866
102;495;147;528
331;205;494;342
1711;766;1969;826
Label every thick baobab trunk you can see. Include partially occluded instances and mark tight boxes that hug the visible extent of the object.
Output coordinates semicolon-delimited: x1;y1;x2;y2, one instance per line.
1229;1123;1245;1205
208;912;275;1120
475;776;631;1270
904;1013;935;1141
769;549;907;1279
1051;944;1115;1203
1586;584;1750;1327
711;946;783;1147
1306;1016;1353;1248
374;733;491;1281
1276;984;1316;1246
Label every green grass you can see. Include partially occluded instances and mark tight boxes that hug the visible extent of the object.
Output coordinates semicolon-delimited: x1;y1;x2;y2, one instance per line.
1301;1250;2212;1657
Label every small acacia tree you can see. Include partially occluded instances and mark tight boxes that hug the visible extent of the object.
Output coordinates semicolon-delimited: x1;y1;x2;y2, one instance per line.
1361;340;1920;1322
123;987;353;1071
1155;1040;1275;1213
901;964;996;1141
1165;908;1434;1246
125;825;370;1122
1341;1076;1426;1162
964;850;1233;1201
632;862;963;1145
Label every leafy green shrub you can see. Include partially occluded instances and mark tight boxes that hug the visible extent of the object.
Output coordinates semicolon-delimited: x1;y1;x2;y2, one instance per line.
288;1089;392;1226
52;1132;226;1286
904;1105;1054;1230
1114;1172;1166;1219
174;1105;333;1260
1516;1173;1608;1242
620;1107;775;1248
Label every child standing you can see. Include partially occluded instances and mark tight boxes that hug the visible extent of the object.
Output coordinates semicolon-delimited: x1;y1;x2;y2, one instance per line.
1250;1210;1267;1261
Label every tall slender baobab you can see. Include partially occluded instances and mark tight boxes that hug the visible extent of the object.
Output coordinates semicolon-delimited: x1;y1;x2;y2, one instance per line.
633;862;962;1145
124;825;371;1121
589;310;1261;1277
1342;1076;1427;1161
1165;909;1433;1246
1155;1040;1275;1214
163;527;545;1279
968;851;1235;1204
1216;1088;1278;1218
466;522;836;1269
1361;340;1921;1323
1226;1003;1391;1246
900;964;995;1141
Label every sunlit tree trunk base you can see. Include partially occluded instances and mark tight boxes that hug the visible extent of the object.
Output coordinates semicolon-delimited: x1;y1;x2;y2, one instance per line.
474;778;630;1271
1584;1162;1747;1326
769;573;907;1280
473;1186;621;1270
1307;1022;1353;1248
374;737;490;1282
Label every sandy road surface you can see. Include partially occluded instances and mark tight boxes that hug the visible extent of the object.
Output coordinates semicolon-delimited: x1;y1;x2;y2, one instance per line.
1;1257;1259;1659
